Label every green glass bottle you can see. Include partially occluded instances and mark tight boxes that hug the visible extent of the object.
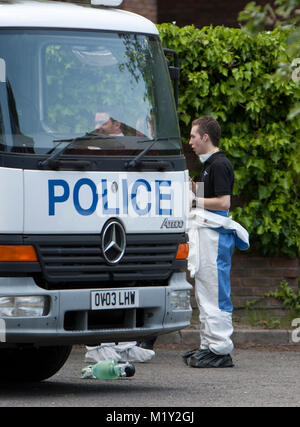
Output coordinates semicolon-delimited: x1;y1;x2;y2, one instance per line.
81;360;135;380
92;360;121;380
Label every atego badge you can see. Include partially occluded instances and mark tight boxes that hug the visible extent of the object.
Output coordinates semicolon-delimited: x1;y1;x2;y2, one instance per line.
161;218;184;229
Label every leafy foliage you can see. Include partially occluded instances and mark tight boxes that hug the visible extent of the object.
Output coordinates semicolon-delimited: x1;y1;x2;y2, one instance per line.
238;0;300;121
158;23;300;257
265;280;300;312
238;0;300;33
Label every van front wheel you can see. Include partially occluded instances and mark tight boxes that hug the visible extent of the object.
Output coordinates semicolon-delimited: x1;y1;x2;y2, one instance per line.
0;345;72;382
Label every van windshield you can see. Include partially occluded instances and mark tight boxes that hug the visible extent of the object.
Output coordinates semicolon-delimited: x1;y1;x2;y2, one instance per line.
0;29;181;156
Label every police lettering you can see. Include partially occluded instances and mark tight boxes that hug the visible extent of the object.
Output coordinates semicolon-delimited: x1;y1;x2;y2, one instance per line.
48;178;173;217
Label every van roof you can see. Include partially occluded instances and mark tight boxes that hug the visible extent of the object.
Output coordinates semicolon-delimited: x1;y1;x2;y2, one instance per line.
0;0;159;35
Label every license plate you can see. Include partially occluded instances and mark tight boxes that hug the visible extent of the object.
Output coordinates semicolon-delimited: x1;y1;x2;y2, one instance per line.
91;289;139;310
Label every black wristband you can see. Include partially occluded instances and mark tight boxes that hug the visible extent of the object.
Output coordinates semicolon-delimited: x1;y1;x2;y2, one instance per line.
192;198;197;208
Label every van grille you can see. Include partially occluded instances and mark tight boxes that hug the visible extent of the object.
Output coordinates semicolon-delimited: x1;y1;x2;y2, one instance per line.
26;234;186;289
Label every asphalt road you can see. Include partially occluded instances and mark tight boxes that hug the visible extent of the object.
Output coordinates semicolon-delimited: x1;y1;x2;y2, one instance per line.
0;345;299;408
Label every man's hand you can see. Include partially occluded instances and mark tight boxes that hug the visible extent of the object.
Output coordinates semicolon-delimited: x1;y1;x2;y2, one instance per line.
189;190;195;210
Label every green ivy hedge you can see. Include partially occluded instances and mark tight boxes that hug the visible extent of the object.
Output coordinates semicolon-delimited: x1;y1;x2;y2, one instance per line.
158;23;300;257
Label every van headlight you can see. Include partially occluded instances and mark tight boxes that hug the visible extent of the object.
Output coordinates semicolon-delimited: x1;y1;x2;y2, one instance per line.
0;296;49;317
170;290;191;311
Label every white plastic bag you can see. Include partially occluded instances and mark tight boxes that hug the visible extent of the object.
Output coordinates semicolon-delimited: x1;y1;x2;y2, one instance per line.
85;343;122;363
85;342;155;363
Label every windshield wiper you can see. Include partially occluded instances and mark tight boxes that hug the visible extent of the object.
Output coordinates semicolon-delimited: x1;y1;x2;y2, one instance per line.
125;137;173;169
39;133;112;169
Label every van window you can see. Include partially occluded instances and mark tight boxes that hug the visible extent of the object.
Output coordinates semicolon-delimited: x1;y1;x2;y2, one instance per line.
0;29;181;156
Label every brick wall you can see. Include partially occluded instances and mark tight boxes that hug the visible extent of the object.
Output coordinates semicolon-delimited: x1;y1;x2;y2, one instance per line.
119;0;157;23
157;0;274;27
231;255;300;309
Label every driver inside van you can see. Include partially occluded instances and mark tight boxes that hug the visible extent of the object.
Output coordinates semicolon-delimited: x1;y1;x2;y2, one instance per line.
94;112;124;136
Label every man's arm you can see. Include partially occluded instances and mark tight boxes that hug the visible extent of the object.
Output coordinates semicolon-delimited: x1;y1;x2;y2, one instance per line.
190;193;231;210
201;195;230;210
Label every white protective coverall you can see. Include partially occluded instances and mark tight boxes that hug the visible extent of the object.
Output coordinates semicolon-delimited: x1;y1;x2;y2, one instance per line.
188;208;249;355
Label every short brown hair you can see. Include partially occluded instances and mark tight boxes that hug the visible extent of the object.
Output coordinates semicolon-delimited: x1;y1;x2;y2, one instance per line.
192;115;221;147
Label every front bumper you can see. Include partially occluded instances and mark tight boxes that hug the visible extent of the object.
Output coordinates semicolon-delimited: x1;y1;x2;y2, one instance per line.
0;272;192;346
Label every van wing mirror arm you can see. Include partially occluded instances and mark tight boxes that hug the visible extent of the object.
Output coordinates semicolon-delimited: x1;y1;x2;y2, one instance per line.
164;48;180;109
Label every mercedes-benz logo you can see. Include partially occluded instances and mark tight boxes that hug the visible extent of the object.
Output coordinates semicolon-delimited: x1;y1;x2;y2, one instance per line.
101;220;126;265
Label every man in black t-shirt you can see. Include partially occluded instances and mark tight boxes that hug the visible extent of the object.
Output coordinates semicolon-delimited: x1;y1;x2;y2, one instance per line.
184;115;235;368
200;151;234;200
189;116;234;211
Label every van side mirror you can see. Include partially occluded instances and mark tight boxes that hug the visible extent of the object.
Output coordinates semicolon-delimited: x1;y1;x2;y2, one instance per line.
164;48;180;110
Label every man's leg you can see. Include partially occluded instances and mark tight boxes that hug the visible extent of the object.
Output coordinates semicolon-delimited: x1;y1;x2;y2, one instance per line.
185;228;235;367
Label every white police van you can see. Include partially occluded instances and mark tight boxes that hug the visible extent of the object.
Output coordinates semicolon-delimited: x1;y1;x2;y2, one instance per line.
0;0;191;381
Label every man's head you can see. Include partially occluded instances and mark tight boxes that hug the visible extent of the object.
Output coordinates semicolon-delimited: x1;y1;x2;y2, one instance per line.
189;115;221;155
94;112;122;135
